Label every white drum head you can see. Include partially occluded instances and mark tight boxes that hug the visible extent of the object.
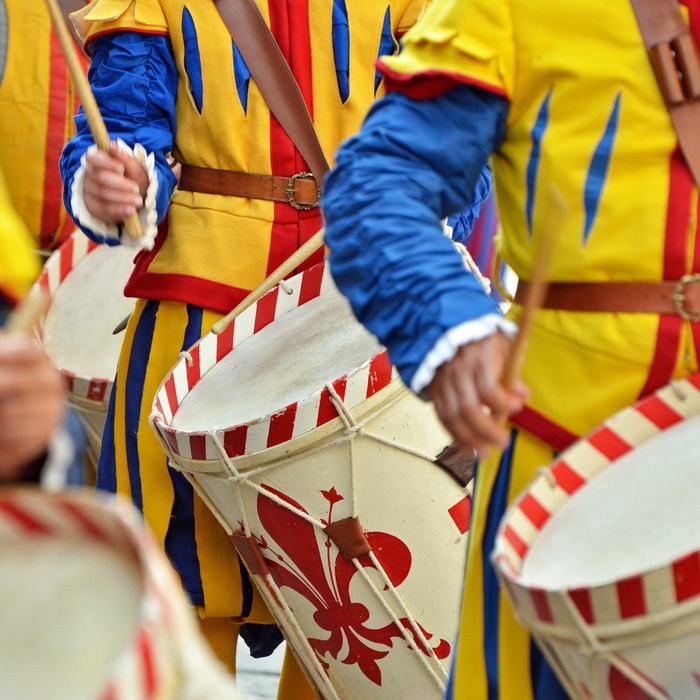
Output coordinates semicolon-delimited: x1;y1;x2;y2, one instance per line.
172;279;382;432
40;236;135;381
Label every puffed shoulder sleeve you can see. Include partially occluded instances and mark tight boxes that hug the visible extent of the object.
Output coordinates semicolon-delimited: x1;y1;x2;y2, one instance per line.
381;0;515;99
72;0;167;47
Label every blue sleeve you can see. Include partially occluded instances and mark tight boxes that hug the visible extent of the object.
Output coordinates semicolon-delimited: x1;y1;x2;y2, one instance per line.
446;167;493;244
322;84;509;388
60;32;178;245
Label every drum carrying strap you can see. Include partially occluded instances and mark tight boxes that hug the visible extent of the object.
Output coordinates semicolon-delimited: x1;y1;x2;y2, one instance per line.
212;0;330;186
630;0;700;186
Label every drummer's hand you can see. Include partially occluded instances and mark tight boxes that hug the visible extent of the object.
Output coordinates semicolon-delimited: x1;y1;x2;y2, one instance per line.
427;332;529;459
0;334;66;482
83;143;148;224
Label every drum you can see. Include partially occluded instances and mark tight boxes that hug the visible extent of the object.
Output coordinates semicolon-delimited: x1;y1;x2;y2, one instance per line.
0;486;238;699
34;231;136;468
493;373;700;700
150;262;472;700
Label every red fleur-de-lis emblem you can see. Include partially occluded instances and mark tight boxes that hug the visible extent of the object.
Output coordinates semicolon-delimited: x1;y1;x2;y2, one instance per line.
253;484;450;685
608;664;670;699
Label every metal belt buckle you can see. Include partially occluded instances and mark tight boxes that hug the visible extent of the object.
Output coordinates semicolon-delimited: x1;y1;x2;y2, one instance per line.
286;172;320;211
672;273;700;321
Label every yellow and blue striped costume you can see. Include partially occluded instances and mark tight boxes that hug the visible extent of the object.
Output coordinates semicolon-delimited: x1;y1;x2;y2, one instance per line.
60;0;427;691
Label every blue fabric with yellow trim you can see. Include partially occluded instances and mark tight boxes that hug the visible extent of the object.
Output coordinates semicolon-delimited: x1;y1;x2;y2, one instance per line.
323;84;503;388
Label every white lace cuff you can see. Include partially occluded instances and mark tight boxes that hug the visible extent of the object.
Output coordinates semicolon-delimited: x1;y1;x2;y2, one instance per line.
410;314;519;395
70;139;160;251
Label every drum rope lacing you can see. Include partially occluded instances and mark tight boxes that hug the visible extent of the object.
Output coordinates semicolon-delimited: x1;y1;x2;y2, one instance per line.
454;241;491;294
161;382;452;690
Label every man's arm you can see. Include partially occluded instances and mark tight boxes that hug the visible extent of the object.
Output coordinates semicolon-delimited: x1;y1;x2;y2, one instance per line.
322;83;527;455
60;31;178;247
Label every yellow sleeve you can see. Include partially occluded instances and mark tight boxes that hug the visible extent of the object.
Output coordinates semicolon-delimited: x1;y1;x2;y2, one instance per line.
0;170;40;304
383;0;515;98
72;0;167;44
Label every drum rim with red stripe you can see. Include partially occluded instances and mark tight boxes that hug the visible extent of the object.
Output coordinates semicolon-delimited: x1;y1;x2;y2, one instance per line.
150;261;399;461
493;373;700;630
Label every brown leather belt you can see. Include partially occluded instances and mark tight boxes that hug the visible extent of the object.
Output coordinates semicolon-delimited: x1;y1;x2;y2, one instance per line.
514;276;700;321
178;164;321;210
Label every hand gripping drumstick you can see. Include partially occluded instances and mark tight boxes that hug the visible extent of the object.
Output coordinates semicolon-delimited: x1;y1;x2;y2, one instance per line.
211;227;325;335
43;0;144;241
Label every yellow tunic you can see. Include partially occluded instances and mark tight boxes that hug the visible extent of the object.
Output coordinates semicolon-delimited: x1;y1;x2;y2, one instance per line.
381;0;700;696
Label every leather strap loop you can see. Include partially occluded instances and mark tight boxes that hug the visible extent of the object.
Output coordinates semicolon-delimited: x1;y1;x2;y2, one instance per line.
514;277;700;319
213;0;329;186
630;0;700;186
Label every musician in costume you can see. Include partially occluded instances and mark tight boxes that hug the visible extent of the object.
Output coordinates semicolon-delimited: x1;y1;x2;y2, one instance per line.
0;1;86;252
59;0;444;693
321;0;700;697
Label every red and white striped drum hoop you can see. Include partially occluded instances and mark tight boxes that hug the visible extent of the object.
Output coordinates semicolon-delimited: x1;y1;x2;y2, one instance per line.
0;487;237;699
33;231;136;466
494;374;700;700
150;262;472;700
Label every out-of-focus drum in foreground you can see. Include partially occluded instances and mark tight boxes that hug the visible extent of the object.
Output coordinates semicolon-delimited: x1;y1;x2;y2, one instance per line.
150;263;472;700
33;231;136;468
0;487;238;699
494;373;700;700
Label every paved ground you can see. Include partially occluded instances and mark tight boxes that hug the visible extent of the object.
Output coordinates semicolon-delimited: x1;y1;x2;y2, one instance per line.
236;642;284;699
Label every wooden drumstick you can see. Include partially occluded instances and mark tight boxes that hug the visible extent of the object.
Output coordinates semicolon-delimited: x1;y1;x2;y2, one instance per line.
501;182;567;391
4;292;48;336
212;227;325;335
43;0;145;241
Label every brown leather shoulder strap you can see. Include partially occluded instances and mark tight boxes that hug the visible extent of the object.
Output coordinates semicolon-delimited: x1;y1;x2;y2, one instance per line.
630;0;700;186
213;0;329;186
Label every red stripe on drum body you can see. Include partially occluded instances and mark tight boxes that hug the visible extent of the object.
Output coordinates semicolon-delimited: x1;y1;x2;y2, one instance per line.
185;344;201;389
636;394;683;430
98;685;117;700
550;461;586;495
367;352;393;397
317;378;347;426
59;237;74;283
0;501;51;533
164;429;180;456
137;627;158;695
448;494;471;534
164;375;180;415
686;373;700;392
568;587;595;625
189;434;207;461
298;263;325;306
254;285;280;334
88;381;107;403
530;588;555;623
59;500;110;543
503;523;528;559
672;551;700;602
587;427;631;461
518;492;550;530
64;373;75;394
267;403;298;447
224;425;249;457
617;576;647;619
216;319;235;362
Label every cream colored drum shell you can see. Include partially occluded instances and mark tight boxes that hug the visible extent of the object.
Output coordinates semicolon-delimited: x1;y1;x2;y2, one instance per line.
151;263;472;700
